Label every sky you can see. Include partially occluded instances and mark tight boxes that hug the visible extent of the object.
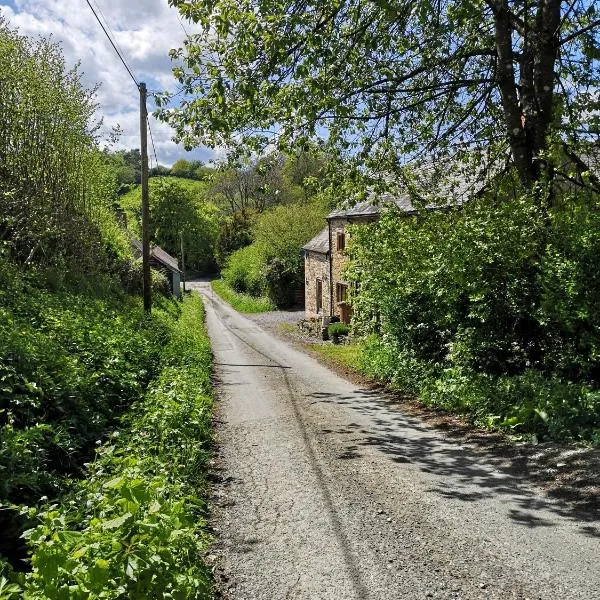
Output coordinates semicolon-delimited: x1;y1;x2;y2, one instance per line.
0;0;213;166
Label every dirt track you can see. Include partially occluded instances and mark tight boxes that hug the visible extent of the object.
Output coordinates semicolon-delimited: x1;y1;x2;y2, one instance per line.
191;281;600;600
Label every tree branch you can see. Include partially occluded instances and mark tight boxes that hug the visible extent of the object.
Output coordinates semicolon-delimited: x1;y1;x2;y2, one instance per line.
559;18;600;45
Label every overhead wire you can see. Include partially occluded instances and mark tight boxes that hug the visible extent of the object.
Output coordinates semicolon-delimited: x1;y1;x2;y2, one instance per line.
85;0;184;170
147;116;161;170
84;0;139;88
89;0;130;74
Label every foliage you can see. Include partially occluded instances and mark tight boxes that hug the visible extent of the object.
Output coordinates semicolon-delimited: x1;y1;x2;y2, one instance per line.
119;177;219;274
151;179;220;273
328;323;350;338
211;279;275;313
347;177;600;441
0;19;128;272
20;294;213;598
162;0;600;187
214;210;255;267
220;199;328;307
107;149;141;191
221;245;266;297
171;159;212;181
119;259;173;297
0;257;179;571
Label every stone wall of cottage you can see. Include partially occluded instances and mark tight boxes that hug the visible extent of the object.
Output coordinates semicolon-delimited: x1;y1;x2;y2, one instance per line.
329;217;350;319
304;251;330;318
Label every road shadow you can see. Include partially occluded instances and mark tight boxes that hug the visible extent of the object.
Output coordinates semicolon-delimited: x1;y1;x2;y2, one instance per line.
307;388;600;537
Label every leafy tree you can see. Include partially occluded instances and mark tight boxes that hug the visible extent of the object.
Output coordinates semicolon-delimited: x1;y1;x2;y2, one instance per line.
221;199;328;306
118;149;142;184
151;178;219;273
209;152;323;213
214;210;254;266
346;176;600;440
170;158;212;180
0;18;127;271
171;158;194;178
162;0;600;187
150;164;172;177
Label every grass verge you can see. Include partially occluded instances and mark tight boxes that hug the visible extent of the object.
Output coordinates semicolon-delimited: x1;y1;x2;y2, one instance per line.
306;339;365;373
211;279;275;313
8;294;213;599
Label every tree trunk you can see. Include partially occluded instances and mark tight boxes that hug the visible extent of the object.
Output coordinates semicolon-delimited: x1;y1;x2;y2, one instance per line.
493;0;561;187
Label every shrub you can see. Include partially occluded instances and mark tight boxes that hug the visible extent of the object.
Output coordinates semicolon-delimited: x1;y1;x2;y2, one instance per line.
0;259;178;570
222;244;265;296
328;323;350;337
347;174;600;441
21;295;213;598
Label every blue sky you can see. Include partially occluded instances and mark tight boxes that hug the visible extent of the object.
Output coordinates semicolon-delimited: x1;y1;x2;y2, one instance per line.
0;0;215;166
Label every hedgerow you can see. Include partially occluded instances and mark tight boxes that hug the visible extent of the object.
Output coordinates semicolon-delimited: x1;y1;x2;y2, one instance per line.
348;177;600;443
13;294;213;599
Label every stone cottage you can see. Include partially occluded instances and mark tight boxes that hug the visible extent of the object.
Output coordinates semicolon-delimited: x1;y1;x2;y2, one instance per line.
303;196;419;324
302;159;488;323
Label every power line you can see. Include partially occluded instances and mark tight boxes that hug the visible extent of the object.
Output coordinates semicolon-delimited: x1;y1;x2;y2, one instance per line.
147;117;160;169
85;1;165;172
89;0;131;75
85;0;139;88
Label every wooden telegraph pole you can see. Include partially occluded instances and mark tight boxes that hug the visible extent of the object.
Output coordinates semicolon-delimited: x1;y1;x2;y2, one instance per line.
139;82;151;313
180;231;186;293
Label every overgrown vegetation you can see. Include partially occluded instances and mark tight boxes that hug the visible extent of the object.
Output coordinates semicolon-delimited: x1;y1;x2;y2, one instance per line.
13;295;213;599
0;19;214;596
211;278;275;313
220;199;328;307
0;260;176;567
0;18;129;274
347;176;600;443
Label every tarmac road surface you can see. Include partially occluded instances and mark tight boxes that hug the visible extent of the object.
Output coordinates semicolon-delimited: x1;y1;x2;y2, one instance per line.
190;280;600;600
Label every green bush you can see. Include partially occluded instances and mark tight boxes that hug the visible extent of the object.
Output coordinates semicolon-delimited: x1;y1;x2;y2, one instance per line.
0;20;130;273
0;258;180;572
254;201;328;307
328;323;350;337
347;175;600;442
222;244;265;296
219;200;328;308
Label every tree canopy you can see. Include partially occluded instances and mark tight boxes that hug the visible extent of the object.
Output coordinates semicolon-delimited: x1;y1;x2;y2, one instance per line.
160;0;600;186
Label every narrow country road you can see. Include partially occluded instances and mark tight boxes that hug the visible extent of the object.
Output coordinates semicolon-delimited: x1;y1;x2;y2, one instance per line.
190;281;599;600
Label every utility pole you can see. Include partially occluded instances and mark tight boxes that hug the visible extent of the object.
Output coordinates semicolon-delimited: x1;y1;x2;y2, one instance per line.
180;231;186;294
139;82;151;313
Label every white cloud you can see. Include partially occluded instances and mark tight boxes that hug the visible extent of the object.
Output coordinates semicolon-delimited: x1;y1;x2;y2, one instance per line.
0;0;210;166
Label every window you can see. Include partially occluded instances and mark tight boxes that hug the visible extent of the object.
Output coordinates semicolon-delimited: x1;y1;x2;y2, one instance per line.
316;279;323;313
337;231;346;251
336;283;348;303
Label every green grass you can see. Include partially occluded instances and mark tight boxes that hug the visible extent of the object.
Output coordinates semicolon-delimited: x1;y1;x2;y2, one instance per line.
211;279;276;313
310;341;364;372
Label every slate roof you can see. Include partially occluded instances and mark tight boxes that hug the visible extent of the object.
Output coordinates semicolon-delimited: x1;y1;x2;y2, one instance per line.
302;227;330;255
131;239;181;273
328;158;491;220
